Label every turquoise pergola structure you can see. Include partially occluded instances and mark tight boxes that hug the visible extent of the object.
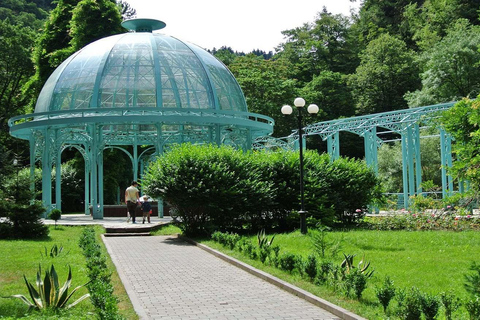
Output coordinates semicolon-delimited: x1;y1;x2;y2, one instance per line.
8;19;273;218
254;102;456;209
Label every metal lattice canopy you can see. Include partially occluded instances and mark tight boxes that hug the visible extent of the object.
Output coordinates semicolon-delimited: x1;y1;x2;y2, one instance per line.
8;18;274;218
254;102;458;209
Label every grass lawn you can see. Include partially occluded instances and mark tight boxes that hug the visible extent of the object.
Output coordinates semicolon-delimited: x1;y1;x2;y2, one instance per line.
199;229;480;319
0;225;137;320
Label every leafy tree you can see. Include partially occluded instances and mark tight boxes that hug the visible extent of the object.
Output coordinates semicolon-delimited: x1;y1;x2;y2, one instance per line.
0;20;36;152
213;46;239;67
23;0;81;111
440;96;480;194
353;0;423;49
350;33;420;115
300;70;354;121
229;54;299;137
403;0;480;51
118;0;136;20
69;0;124;51
405;20;480;107
277;8;357;83
0;0;48;28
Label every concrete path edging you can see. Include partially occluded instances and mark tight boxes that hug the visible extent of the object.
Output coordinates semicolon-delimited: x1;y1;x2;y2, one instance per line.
179;235;367;320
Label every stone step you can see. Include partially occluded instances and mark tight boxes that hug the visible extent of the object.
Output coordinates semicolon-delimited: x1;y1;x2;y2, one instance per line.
104;232;151;237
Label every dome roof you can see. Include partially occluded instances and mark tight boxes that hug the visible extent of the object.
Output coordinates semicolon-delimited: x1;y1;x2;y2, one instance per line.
35;20;248;113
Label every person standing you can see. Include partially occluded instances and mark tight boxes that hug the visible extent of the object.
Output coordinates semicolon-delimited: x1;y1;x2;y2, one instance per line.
125;181;140;224
141;195;152;224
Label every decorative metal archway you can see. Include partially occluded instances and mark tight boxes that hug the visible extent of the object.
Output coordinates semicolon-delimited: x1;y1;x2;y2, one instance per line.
254;102;457;209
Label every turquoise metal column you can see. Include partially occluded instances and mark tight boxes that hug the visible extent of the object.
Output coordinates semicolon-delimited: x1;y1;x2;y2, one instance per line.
90;124;98;218
133;142;138;182
41;129;52;217
413;125;422;193
29;136;36;200
401;133;409;209
55;148;62;211
97;147;104;219
96;126;104;219
84;160;90;215
364;128;379;174
406;127;415;198
327;132;340;161
440;128;454;198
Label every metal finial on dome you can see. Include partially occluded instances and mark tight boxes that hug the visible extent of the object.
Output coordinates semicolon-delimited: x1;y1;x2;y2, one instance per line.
121;18;166;33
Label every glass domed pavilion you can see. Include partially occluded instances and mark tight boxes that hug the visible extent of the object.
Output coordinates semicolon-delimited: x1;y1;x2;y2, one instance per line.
8;19;274;218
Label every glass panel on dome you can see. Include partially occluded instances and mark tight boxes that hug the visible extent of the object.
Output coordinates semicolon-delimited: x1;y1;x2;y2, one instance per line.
188;44;248;112
154;35;214;109
99;33;156;108
49;35;121;111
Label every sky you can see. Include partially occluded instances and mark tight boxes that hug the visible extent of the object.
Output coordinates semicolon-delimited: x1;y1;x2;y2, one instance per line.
125;0;361;53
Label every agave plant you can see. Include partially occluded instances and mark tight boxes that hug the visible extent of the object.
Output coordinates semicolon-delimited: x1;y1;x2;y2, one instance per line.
257;229;275;249
41;244;66;258
9;264;90;310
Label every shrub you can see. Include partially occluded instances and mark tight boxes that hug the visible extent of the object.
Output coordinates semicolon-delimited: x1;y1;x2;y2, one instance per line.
278;252;299;273
375;276;396;313
78;228;122;319
465;262;480;296
420;292;440;320
396;287;423;320
340;254;374;299
440;290;461;320
48;209;61;229
316;261;334;284
466;296;480;320
0;201;48;239
303;254;318;280
143;145;382;234
143;144;273;236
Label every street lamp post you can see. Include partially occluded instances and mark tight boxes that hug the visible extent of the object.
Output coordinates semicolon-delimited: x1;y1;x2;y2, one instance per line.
281;97;319;234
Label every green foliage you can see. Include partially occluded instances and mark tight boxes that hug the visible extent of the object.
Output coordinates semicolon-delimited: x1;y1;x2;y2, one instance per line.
396;287;423;320
303;254;318;280
340;254;374;299
8;264;89;310
375;276;396;313
466;295;480;320
0;201;48;239
350;33;420;115
144;145;381;235
365;211;480;231
69;0;124;51
228;55;298;138
144;144;273;235
440;290;462;320
278;252;299;273
78;227;122;320
440;97;480;194
310;225;331;258
48;209;61;229
420;292;440;320
406;20;480;106
465;262;480;297
42;244;65;258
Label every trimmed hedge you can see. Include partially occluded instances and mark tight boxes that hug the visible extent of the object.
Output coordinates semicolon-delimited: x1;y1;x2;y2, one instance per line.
78;227;123;320
143;144;382;235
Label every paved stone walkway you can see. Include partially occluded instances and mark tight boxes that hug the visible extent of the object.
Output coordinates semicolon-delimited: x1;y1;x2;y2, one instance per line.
103;236;341;320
